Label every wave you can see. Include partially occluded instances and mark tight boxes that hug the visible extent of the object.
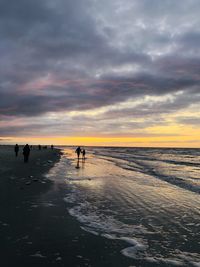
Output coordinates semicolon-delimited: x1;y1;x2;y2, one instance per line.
50;147;200;266
89;147;200;194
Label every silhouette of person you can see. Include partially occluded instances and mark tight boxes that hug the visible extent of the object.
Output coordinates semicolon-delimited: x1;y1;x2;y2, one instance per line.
51;144;54;150
23;144;30;163
75;146;81;159
14;144;19;157
38;144;41;150
82;149;86;160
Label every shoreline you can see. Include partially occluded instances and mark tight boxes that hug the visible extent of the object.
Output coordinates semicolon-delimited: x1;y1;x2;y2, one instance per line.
1;146;198;266
0;146;136;267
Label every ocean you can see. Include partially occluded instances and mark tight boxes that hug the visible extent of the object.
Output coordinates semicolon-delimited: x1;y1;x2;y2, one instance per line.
47;147;200;266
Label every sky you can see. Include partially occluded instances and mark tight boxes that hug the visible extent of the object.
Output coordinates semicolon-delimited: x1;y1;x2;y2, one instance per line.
0;0;200;147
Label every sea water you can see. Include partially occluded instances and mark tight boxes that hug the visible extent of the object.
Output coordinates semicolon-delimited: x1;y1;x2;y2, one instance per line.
48;147;200;266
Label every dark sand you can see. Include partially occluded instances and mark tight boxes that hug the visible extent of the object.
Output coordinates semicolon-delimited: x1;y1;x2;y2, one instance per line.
0;146;137;267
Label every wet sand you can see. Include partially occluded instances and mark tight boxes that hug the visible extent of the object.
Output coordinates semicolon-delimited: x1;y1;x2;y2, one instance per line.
0;146;62;266
1;146;199;267
47;147;200;267
0;146;135;267
0;145;61;197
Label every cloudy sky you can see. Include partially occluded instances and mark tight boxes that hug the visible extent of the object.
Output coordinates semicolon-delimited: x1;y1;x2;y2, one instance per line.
0;0;200;146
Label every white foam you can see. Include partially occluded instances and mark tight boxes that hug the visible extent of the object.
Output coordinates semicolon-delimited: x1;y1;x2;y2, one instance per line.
159;258;183;266
68;203;151;237
145;257;159;263
64;195;78;204
120;237;143;246
121;244;146;259
101;233;117;240
66;199;200;266
57;148;200;266
81;226;99;236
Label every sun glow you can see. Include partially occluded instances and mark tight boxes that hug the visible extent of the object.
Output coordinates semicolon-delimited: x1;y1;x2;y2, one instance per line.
3;131;200;148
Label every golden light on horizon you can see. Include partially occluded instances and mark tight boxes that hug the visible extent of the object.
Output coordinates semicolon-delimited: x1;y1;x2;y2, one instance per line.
1;106;200;148
3;132;200;148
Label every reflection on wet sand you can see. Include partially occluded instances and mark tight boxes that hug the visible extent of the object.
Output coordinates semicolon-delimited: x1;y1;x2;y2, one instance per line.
75;158;86;169
49;147;200;266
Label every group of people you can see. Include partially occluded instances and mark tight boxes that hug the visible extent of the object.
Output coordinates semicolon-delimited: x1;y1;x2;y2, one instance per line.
38;144;54;150
14;143;30;163
14;144;54;163
75;146;86;160
14;144;86;163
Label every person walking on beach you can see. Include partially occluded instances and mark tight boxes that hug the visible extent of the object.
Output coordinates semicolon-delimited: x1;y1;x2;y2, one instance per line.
14;144;19;157
23;144;30;163
51;144;54;150
82;149;86;160
75;146;81;159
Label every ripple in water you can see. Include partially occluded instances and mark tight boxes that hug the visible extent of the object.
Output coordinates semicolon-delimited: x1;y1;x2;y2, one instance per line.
49;147;200;266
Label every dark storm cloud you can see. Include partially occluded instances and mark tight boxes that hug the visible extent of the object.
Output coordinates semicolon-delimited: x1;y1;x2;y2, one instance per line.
0;0;200;136
0;71;199;117
0;113;173;137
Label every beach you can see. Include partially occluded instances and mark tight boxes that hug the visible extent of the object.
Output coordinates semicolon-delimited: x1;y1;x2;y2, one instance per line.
0;146;134;267
0;146;200;267
0;145;64;266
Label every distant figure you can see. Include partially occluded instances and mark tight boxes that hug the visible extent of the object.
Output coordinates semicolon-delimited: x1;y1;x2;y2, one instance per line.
82;149;86;160
75;146;81;159
14;144;19;157
51;144;54;150
38;145;41;150
30;145;33;150
23;144;30;163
